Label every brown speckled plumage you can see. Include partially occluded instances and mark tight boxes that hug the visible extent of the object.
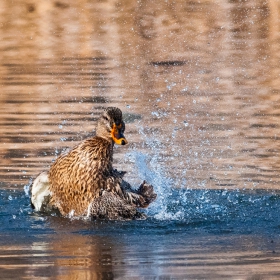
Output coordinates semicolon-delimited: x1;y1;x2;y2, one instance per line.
32;107;156;219
49;137;113;216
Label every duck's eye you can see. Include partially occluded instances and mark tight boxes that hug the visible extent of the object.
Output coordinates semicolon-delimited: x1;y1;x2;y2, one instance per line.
103;116;109;121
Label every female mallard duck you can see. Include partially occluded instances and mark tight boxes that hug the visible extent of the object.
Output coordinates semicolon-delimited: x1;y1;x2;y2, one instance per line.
31;107;156;220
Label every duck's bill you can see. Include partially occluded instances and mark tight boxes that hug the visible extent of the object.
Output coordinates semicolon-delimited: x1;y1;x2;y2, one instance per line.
111;124;128;145
113;136;128;145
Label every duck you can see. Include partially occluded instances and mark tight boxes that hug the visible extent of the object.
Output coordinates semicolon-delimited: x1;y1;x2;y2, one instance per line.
31;107;157;220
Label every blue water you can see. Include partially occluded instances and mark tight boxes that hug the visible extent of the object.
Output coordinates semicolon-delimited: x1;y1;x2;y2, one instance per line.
1;146;280;278
1;187;280;279
2;187;280;237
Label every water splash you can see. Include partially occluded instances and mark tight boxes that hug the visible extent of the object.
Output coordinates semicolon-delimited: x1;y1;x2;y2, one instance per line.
126;126;185;220
126;150;179;220
24;178;32;196
125;127;280;228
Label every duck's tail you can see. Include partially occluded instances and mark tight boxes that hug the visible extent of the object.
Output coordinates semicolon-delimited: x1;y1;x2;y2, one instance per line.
31;172;52;212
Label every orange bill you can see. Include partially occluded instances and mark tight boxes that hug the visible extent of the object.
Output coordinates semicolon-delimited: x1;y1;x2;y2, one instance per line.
111;123;128;145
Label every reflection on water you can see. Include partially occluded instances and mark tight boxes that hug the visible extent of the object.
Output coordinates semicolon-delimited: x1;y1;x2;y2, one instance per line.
0;0;280;190
1;0;280;278
1;189;280;279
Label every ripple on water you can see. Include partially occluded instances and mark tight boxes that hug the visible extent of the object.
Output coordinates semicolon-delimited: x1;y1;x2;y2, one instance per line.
1;186;280;236
1;187;280;279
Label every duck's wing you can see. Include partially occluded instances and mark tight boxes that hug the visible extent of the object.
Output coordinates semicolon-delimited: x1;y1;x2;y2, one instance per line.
89;191;146;220
136;181;157;207
116;179;157;209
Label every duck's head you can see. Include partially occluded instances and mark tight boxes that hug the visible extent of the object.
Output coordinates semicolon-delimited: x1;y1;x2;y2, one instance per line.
96;107;128;145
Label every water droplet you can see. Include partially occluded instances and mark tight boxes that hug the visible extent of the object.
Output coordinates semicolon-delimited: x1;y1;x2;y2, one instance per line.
24;184;30;195
151;111;159;117
167;82;176;90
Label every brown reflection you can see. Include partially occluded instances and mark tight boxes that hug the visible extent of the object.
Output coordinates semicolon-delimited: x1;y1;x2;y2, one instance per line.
0;0;279;190
53;235;114;280
229;0;271;87
21;219;117;279
6;227;279;279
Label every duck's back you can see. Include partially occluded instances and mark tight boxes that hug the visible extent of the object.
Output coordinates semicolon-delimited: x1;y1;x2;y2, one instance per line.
49;136;113;216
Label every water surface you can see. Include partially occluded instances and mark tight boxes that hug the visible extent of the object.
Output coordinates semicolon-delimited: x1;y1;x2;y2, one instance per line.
1;188;280;279
1;0;280;278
